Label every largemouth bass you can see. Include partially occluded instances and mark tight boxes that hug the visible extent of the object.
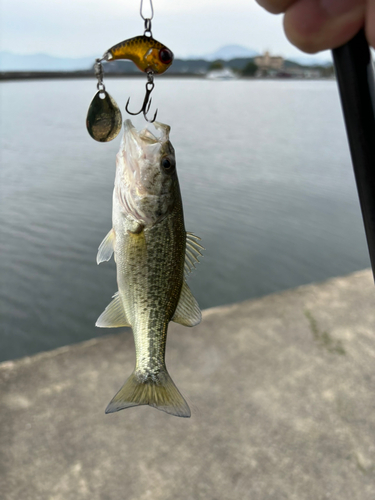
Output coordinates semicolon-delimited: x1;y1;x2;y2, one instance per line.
96;119;203;418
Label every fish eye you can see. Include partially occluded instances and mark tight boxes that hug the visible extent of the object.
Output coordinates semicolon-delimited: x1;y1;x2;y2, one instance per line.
159;48;173;64
161;157;175;174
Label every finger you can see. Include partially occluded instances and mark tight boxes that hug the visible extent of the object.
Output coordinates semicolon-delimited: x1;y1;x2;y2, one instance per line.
366;0;375;48
255;0;296;15
283;0;366;53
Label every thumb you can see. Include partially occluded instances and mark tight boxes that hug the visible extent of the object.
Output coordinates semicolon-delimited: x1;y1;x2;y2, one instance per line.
283;0;366;53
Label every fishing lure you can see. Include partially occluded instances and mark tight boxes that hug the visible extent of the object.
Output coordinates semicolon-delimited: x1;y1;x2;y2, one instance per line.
86;0;174;142
103;35;173;74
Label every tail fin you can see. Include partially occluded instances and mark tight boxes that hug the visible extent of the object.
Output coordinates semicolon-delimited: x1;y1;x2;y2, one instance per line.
105;369;191;418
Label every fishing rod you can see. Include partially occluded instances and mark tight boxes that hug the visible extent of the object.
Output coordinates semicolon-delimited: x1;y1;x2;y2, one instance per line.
332;29;375;281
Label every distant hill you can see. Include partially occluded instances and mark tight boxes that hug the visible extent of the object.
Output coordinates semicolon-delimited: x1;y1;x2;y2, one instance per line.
289;55;333;66
0;48;332;74
0;46;260;71
102;58;210;74
0;52;95;71
102;57;262;74
194;45;259;61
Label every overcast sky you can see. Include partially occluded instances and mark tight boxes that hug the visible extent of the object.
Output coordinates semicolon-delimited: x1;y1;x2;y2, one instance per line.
0;0;332;61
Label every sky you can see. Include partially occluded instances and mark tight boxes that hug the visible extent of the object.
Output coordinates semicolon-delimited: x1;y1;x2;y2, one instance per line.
0;0;332;62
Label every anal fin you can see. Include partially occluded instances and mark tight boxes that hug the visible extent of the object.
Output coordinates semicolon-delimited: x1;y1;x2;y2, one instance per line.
96;292;130;328
172;281;202;327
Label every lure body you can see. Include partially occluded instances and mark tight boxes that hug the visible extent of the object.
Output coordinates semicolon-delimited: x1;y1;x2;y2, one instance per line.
103;35;174;74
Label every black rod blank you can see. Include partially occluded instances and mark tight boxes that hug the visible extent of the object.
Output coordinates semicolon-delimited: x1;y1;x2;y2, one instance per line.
332;29;375;280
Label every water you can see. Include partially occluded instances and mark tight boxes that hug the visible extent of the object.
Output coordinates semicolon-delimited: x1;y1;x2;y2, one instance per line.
0;78;370;362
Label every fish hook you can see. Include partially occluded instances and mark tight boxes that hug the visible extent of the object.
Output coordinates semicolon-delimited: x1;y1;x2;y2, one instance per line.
125;73;158;123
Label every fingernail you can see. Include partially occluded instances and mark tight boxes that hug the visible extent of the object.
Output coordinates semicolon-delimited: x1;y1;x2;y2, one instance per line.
320;0;364;17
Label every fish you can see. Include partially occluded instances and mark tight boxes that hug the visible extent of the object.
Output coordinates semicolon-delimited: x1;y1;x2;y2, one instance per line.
103;35;174;74
96;119;203;418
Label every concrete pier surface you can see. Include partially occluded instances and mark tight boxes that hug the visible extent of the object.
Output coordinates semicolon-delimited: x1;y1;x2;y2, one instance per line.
1;269;375;500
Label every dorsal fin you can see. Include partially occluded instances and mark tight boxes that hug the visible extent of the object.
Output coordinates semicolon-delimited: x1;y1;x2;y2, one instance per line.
184;232;204;276
172;281;201;327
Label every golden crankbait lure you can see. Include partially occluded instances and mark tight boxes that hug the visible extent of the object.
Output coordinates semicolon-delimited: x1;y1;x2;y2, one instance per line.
86;0;174;142
103;35;173;75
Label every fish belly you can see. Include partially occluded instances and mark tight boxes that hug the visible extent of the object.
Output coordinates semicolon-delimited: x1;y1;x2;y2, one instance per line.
106;208;190;417
116;210;185;369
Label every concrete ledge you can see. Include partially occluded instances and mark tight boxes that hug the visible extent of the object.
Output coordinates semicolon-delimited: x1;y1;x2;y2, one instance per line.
1;269;375;500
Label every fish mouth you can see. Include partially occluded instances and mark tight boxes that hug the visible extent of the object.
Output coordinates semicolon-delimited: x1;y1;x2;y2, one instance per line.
123;119;170;147
119;119;171;187
116;119;173;224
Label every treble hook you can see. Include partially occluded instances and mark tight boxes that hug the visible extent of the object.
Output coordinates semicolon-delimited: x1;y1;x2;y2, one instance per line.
125;73;158;123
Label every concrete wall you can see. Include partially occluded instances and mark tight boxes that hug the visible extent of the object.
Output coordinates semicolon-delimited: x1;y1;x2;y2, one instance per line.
1;269;375;500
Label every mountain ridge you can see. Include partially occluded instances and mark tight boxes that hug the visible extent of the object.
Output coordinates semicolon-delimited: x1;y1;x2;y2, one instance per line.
0;52;95;71
189;44;259;61
0;46;332;72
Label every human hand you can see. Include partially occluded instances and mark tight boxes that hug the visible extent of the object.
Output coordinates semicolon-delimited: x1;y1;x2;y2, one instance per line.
256;0;374;53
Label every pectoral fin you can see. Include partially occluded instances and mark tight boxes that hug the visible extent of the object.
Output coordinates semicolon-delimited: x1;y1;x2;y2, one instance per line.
97;229;115;264
172;281;202;327
96;292;131;328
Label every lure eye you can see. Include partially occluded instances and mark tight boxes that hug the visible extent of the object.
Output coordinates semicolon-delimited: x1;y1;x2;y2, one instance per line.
161;157;175;174
159;48;173;65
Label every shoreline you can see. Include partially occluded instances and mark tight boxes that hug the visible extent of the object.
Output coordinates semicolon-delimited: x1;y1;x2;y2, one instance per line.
0;71;335;82
0;71;204;81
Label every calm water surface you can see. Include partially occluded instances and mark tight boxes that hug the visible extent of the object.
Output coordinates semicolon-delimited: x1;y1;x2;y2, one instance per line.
0;78;370;361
